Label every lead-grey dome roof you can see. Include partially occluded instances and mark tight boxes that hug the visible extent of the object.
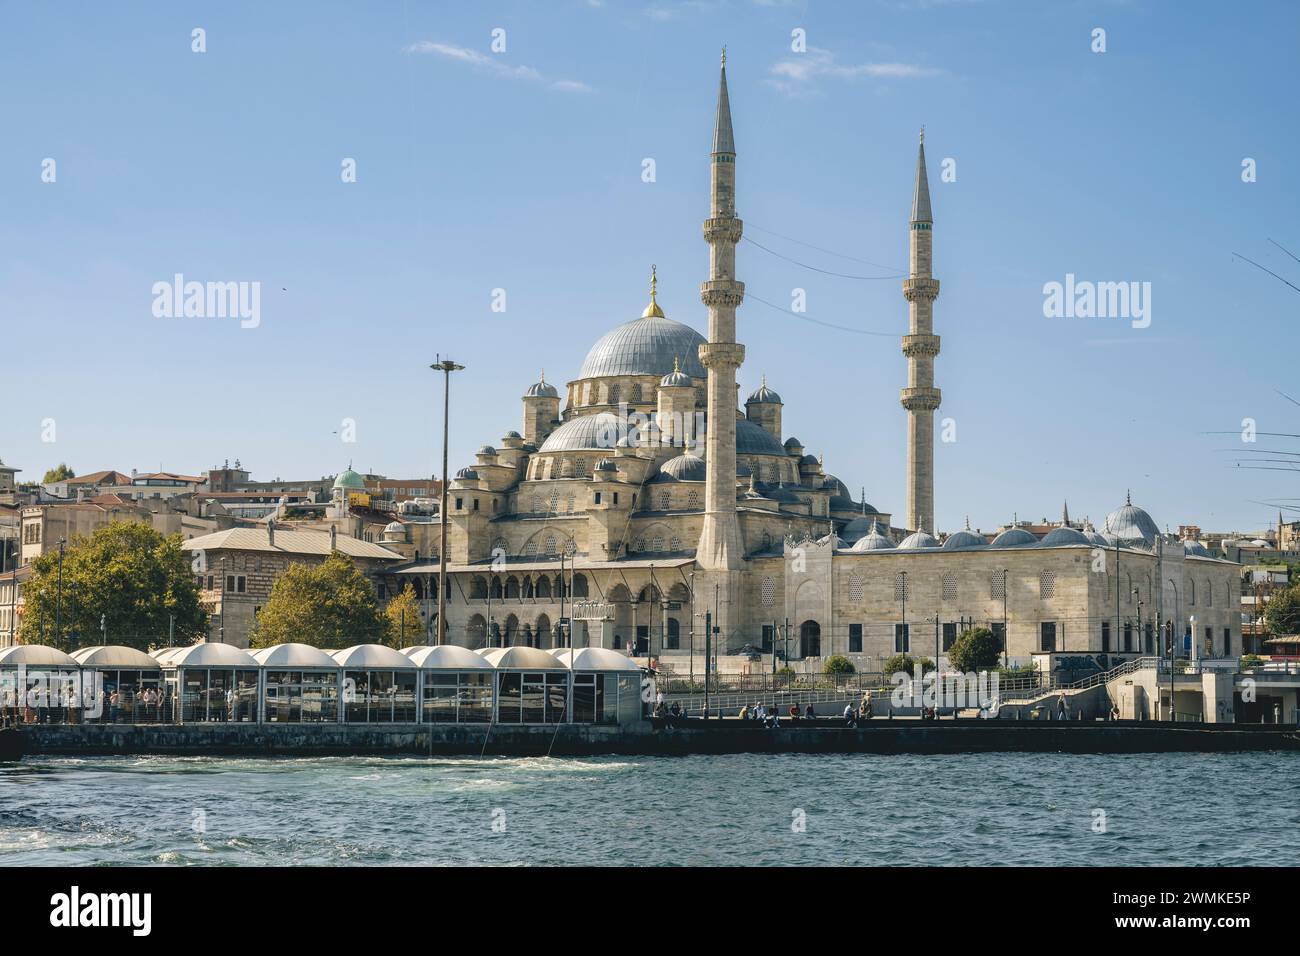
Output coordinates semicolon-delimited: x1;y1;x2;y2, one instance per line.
942;529;986;550
736;419;787;456
990;527;1038;548
1183;540;1211;558
746;381;782;404
578;315;707;380
1040;525;1089;546
1104;495;1159;546
538;413;623;452
653;453;706;482
849;522;894;551
897;529;940;549
525;379;559;398
454;467;479;480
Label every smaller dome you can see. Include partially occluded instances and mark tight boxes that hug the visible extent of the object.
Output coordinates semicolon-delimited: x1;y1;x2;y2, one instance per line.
841;515;876;540
654;453;706;482
1082;526;1110;547
454;467;479;481
476;445;497;456
594;458;617;473
818;533;846;548
333;467;365;491
660;356;693;388
783;437;802;451
1040;525;1089;547
850;522;895;551
1183;540;1211;558
525;372;559;399
991;527;1038;548
382;521;407;540
897;529;940;549
800;454;819;466
746;377;782;405
502;430;522;439
942;529;986;550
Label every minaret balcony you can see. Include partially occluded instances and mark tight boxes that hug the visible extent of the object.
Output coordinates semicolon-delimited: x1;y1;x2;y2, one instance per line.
700;279;745;308
702;218;743;244
901;333;941;358
903;277;940;301
699;342;746;370
900;386;942;411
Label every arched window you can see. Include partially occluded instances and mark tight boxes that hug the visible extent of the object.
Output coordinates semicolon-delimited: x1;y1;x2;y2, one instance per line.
666;618;680;650
659;491;671;511
574;458;587;478
1188;579;1195;605
630;383;643;404
1205;580;1213;606
686;490;700;509
505;576;520;598
524;539;538;557
670;535;682;551
634;536;646;552
545;536;557;556
536;577;552;598
490;576;504;599
572;573;589;597
469;576;488;599
651;534;665;552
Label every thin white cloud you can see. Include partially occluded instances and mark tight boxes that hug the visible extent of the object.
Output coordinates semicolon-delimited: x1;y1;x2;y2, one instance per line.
405;41;592;93
768;46;941;93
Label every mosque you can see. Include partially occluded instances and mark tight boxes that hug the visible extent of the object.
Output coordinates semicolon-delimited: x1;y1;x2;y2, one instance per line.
377;56;1239;674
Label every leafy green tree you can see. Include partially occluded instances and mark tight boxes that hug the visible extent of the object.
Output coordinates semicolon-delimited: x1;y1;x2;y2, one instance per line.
250;551;388;649
386;582;425;647
882;653;933;677
41;463;75;483
1263;584;1300;637
17;521;206;652
947;626;1003;672
822;655;855;675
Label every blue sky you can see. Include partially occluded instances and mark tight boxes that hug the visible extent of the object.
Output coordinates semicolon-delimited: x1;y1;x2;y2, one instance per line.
2;0;1297;535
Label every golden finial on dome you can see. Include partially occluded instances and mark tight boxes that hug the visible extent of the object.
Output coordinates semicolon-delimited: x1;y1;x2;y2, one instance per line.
919;125;925;144
673;355;681;373
641;264;665;318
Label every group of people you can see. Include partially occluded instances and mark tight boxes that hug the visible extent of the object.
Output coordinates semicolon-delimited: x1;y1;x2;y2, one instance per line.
841;692;874;727
738;701;786;728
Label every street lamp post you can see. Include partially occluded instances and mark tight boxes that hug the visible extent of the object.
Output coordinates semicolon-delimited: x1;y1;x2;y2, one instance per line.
55;537;66;648
1001;568;1009;668
432;355;465;646
1167;578;1180;721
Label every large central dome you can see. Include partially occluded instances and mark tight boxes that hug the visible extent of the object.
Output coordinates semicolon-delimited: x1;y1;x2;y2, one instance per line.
578;314;707;380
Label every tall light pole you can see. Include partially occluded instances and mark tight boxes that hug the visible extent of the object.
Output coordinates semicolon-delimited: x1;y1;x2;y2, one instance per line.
1001;568;1009;668
55;537;66;648
432;356;464;646
1167;578;1179;722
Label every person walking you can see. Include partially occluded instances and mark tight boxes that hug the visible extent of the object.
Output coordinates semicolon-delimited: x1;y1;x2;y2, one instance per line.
1056;694;1068;721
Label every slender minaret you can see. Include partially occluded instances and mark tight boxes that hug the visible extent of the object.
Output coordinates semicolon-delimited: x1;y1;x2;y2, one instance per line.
901;128;941;533
696;49;746;578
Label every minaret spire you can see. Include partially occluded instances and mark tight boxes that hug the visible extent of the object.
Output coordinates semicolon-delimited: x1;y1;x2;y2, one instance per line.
901;129;941;533
696;51;747;584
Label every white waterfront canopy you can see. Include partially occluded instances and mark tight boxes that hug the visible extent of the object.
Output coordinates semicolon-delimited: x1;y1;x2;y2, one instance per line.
70;645;161;670
250;643;338;669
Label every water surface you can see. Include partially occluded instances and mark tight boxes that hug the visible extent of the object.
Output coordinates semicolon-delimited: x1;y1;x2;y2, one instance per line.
1;752;1294;866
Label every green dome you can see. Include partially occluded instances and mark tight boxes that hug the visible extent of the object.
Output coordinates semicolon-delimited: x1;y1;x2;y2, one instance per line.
333;467;365;491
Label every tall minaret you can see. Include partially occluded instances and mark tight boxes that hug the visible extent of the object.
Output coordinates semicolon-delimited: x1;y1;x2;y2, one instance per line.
696;49;746;580
901;128;941;533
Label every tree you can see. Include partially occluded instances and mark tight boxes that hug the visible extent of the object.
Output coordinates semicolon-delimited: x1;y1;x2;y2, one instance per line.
1263;584;1300;637
822;655;855;675
17;521;206;652
947;626;1002;672
250;551;388;649
41;463;75;483
386;583;425;647
882;653;933;678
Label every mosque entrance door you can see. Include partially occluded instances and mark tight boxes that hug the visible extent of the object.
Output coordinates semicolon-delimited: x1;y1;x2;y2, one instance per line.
799;621;821;659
